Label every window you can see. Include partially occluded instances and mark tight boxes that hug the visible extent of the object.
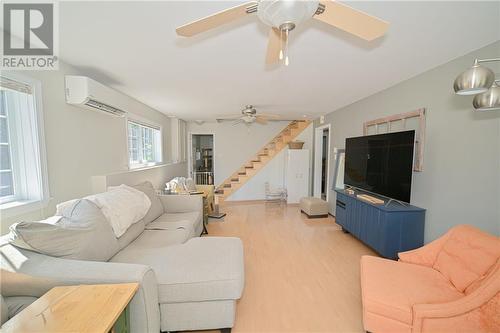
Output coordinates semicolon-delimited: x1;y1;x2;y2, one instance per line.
127;120;162;168
0;74;49;214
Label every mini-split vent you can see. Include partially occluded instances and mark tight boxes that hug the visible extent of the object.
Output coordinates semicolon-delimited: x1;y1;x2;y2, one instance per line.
65;75;128;117
84;99;126;117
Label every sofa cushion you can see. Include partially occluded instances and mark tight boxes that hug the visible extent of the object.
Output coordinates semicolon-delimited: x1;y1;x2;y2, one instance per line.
9;199;120;261
111;237;244;304
111;229;191;265
132;181;164;225
117;220;146;251
152;212;200;223
360;256;462;325
146;211;201;237
145;220;195;237
157;237;244;304
433;225;500;292
146;212;203;237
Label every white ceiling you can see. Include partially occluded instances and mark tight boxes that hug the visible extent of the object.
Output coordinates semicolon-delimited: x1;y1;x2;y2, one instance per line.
58;1;500;120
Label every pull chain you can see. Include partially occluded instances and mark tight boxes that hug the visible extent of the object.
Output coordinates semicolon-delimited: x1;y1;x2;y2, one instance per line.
279;29;284;60
284;29;289;66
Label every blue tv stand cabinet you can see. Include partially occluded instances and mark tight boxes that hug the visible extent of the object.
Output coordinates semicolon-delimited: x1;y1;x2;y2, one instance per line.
334;189;425;259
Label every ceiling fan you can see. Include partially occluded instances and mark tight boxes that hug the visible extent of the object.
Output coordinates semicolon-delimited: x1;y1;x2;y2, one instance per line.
216;105;286;125
176;0;389;66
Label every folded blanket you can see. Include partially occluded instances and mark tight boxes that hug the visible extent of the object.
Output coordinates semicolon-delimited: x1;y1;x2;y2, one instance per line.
56;184;151;237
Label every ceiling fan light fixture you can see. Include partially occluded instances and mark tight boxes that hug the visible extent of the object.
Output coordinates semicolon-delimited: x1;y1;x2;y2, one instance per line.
453;60;495;95
257;0;319;29
472;82;500;111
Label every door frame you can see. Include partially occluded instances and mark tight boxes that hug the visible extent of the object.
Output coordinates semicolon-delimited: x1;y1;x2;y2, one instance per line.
313;124;331;201
187;132;216;183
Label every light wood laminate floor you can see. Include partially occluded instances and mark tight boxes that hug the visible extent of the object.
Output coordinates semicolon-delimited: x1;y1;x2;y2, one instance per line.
203;201;377;333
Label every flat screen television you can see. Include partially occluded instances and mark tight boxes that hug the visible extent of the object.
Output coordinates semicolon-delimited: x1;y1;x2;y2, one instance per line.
344;130;415;203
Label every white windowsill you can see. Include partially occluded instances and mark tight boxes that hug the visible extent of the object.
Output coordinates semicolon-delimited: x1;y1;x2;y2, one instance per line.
128;162;165;171
127;161;186;172
0;198;50;219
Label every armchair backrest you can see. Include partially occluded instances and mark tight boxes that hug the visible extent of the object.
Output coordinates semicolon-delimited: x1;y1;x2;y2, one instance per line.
432;225;500;292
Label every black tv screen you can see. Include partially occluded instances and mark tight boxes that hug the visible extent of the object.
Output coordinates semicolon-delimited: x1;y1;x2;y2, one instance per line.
344;130;415;203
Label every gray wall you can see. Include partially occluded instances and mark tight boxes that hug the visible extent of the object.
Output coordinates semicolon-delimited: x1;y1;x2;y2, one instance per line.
1;61;185;233
316;41;500;242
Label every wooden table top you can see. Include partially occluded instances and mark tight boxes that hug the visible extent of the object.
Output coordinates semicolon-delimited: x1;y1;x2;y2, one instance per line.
2;283;139;333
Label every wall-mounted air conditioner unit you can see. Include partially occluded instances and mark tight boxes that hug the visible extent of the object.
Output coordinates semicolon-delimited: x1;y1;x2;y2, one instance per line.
65;75;127;117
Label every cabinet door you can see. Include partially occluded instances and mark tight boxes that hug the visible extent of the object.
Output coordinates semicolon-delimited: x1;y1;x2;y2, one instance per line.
362;207;382;250
335;199;347;228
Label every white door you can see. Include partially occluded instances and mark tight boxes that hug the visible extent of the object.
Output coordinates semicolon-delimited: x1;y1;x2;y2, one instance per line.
286;149;310;204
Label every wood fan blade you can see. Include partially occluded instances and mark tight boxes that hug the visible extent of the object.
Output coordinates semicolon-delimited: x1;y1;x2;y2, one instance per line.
176;2;257;37
314;1;389;41
265;28;285;64
255;116;268;125
259;113;281;119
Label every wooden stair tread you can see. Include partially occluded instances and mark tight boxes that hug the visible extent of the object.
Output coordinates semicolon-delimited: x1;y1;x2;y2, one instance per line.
216;120;311;199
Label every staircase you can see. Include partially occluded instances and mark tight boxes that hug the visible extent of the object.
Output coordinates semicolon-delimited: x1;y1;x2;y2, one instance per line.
215;120;311;200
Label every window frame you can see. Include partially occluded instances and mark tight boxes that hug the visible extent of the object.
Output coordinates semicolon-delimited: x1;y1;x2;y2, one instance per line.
126;115;163;170
0;72;50;218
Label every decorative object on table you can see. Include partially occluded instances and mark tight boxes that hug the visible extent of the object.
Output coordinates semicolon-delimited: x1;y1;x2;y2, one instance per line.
356;193;384;205
165;177;185;193
363;108;426;171
1;283;138;333
453;57;500;111
264;182;287;202
208;195;226;219
288;140;304;149
331;148;345;190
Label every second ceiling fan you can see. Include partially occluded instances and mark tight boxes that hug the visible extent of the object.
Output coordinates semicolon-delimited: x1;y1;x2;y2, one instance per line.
176;0;389;66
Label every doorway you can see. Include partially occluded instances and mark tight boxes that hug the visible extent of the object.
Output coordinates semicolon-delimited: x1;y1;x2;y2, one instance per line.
190;134;214;185
314;124;331;201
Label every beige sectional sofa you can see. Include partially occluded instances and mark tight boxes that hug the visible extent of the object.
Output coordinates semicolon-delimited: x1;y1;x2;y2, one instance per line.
0;182;244;333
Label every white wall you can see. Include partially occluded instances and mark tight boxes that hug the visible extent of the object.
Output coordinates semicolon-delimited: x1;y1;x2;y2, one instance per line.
187;121;314;201
1;61;186;233
228;124;314;201
187;121;290;185
316;41;500;242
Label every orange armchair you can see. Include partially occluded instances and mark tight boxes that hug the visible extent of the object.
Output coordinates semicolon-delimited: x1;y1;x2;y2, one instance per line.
360;225;500;333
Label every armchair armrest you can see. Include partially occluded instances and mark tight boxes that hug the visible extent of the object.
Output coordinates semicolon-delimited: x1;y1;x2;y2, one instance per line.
1;245;160;333
159;194;203;214
412;262;500;333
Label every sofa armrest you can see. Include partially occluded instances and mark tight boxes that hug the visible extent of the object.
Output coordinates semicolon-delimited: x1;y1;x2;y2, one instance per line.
159;194;203;214
411;262;500;333
0;245;160;333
